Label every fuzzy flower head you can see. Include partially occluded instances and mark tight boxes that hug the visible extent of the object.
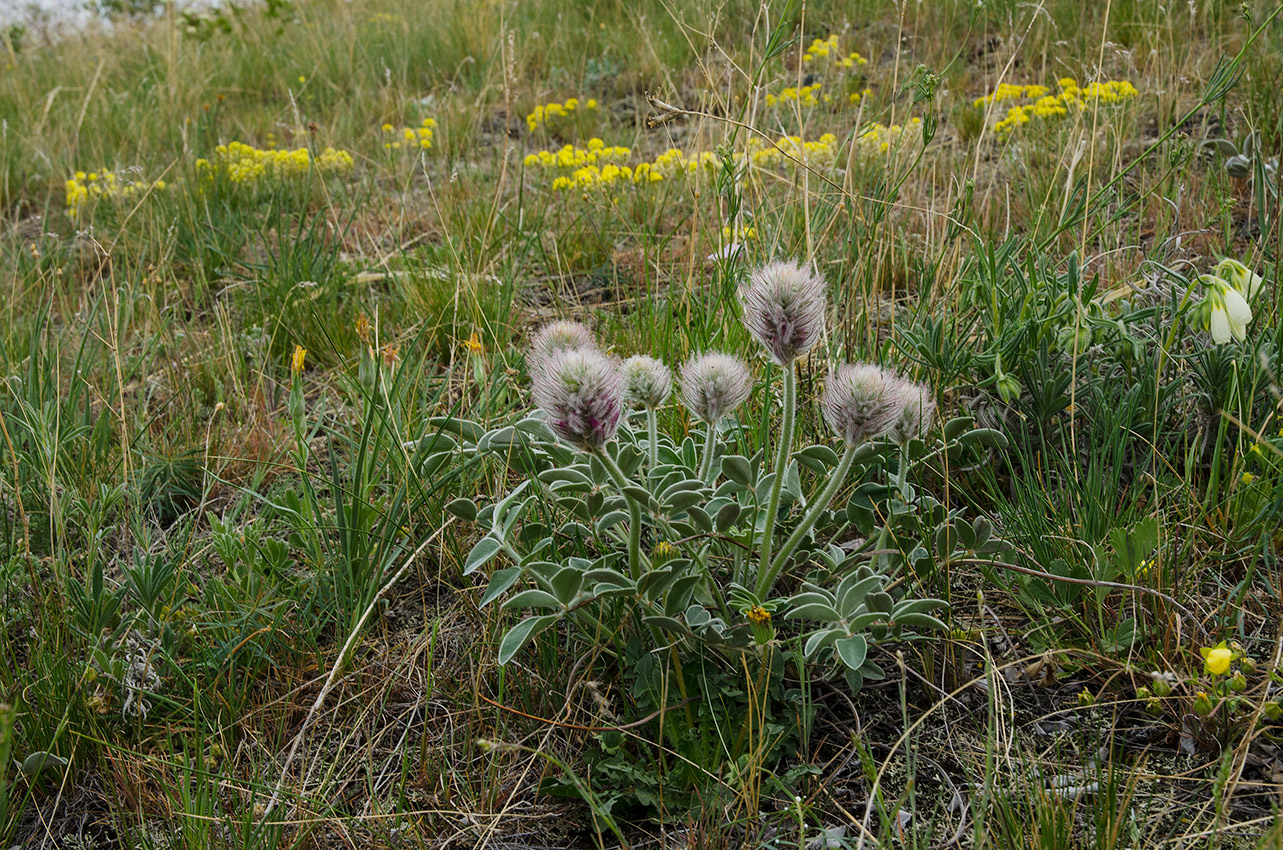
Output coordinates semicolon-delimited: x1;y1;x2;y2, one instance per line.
887;379;936;445
821;364;901;444
529;321;596;371
1214;258;1265;302
739;259;827;364
530;349;624;450
622;355;672;410
679;352;753;423
1199;275;1252;344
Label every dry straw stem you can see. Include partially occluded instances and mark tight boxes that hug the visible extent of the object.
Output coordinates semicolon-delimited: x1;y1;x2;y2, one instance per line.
262;517;456;822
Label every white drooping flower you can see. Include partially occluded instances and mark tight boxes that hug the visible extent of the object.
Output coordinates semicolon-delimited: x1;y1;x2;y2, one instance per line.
529;321;596;372
739;259;828;365
1200;275;1252;344
821;364;901;444
1214;258;1265;302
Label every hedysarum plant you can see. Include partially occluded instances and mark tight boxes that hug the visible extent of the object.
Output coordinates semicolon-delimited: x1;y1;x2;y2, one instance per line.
442;262;1008;686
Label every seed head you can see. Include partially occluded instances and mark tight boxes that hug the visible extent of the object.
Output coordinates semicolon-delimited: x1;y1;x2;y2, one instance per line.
622;355;672;410
821;364;901;444
679;352;753;423
739;259;827;364
530;348;624;450
887;379;936;444
529;321;596;371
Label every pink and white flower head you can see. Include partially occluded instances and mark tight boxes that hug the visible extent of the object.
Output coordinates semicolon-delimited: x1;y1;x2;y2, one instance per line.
739;259;828;365
529;321;596;372
887;379;936;445
530;348;624;450
821;364;901;444
679;352;754;423
622;355;672;410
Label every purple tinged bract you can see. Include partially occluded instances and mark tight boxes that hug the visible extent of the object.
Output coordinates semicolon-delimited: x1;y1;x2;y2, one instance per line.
821;364;901;444
740;259;827;365
530;348;624;450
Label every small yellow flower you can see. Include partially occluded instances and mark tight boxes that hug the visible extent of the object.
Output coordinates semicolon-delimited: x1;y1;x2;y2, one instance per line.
1241;472;1256;485
464;331;484;355
746;606;771;626
298;75;306;84
1202;644;1233;676
291;345;307;375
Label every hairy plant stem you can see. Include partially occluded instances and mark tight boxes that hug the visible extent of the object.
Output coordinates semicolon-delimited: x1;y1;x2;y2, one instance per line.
761;443;857;596
646;407;660;471
596;448;645;579
698;419;717;483
756;363;796;589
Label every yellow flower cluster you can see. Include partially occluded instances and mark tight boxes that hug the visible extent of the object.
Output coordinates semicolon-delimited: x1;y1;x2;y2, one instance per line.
382;117;437;151
526;97;598;133
523;138;631;169
855;118;922;155
749;133;841;169
801;34;868;69
550;163;646;191
973;83;1049;107
64;169;167;215
987;78;1140;134
766;83;824;107
722;223;758;242
196;142;354;184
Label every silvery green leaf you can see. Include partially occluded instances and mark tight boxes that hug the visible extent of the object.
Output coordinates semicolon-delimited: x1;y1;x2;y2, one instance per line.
557;521;590;539
503;589;562;610
860;660;886;681
834;634;868;670
622;485;653;505
721;455;754;487
663;491;704;512
866;591;894;614
972;516;992;548
787;590;836;607
942;415;976;441
463;537;503;575
421;452;450;478
21;751;67;778
497;615;559;664
714;479;747;497
784;460;803;503
786;603;842;621
796;444;840;468
479;567;522;608
584;567;632;586
1226;155;1251;178
836;574;882;615
935;525;956;560
957;428;1008;449
686;505;712;532
659;478;706;502
491;481;531;534
427;416;485;445
804;628;843;658
549;566;584;605
501;496;533;538
477;425;517;453
895;612;948;631
638;568;679;600
595;510;629;535
539;468;592;486
956;519;976;550
643;615;690;636
755;472;777;499
446;498;478;522
685;604;711;627
664;575;702;617
892;598;948;617
515;417;560;443
714;502;741;533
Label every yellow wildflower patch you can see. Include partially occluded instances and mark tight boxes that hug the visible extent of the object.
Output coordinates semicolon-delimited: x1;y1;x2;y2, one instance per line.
382;117;438;151
65;169;167;216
